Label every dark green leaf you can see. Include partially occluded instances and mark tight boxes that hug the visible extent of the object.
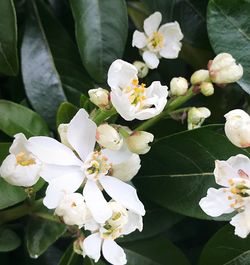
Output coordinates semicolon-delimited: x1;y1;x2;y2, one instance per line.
56;102;79;127
79;94;95;113
70;0;128;83
0;143;11;163
0;100;49;137
0;0;18;75
0;228;21;252
207;0;250;94
58;245;83;265
135;125;250;220
199;225;250;265
26;218;66;258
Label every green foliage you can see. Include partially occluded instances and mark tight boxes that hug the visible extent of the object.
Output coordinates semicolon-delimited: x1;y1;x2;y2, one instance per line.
0;228;21;252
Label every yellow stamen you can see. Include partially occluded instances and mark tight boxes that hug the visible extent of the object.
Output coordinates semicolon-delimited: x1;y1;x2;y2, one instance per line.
16;152;36;166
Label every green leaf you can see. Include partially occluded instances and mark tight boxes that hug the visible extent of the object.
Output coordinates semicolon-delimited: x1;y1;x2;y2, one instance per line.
26;218;66;258
21;0;93;127
123;236;190;265
79;94;95;113
70;0;128;83
134;125;250;220
207;0;250;94
199;225;250;265
56;102;79;127
0;100;50;137
58;245;83;265
0;228;21;252
0;0;18;75
0;143;11;163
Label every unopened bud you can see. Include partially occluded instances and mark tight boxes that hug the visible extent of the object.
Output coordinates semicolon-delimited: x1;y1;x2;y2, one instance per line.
187;107;211;130
58;123;73;149
96;124;123;151
88;88;110;109
126;131;154;154
224;109;250;148
191;70;210;85
209;53;243;84
73;237;84;255
200;82;214;96
133;61;149;78
170;77;188;96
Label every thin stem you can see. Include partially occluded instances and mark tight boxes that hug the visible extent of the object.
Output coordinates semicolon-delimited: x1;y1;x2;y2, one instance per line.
92;108;117;125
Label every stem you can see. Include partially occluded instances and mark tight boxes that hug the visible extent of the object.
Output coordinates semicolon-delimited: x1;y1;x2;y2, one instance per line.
92;108;117;125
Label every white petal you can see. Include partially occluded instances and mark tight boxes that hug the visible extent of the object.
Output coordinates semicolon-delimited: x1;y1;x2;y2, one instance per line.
83;180;112;223
230;206;250;238
122;210;143;235
227;154;250;179
67;109;97;161
199;188;234;217
100;176;145;216
9;133;28;154
102;144;132;164
102;240;127;265
143;12;162;37
214;160;237;187
142;51;159;69
132;31;147;48
27;136;82;166
43;172;83;209
83;233;102;262
159;42;182;59
108;59;138;90
159;21;183;42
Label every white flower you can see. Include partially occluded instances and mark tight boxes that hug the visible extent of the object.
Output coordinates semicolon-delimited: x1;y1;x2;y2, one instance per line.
88;88;110;109
82;201;142;265
27;109;144;224
224;109;250;148
132;11;183;69
55;192;90;227
108;59;168;121
199;154;250;238
170;77;188;96
0;133;41;187
126;131;154;155
96;124;123;151
187;107;211;130
209;53;243;84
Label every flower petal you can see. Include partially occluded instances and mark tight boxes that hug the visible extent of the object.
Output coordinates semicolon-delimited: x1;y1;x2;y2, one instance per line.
83;233;102;262
108;59;138;90
143;11;162;37
159;42;182;59
83;180;112;223
102;240;127;265
9;133;28;154
122;210;143;235
159;21;183;42
214;160;237;187
132;30;147;49
227;154;250;179
67;109;97;161
199;187;234;217
142;51;159;69
99;176;145;216
27;136;82;166
230;206;250;238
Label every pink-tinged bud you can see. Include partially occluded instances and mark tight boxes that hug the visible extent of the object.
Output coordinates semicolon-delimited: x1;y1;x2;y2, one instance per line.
170;77;188;96
224;109;250;148
96;124;123;151
187;107;211;130
200;82;214;96
88;88;110;109
126;131;154;154
209;53;243;84
191;70;210;85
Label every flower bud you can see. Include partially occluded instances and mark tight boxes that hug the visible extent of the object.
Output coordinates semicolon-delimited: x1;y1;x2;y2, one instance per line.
126;131;154;154
170;77;188;96
55;193;90;227
224;109;250;148
209;53;243;84
96;124;123;151
187;107;211;130
88;88;110;109
133;61;149;78
200;82;214;96
58;123;73;149
191;70;210;85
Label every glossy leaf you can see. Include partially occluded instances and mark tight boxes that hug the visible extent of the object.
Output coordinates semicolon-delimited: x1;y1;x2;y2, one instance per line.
0;0;18;75
0;100;49;137
207;0;250;94
199;225;250;265
0;228;21;252
26;218;66;258
70;0;128;83
56;102;79;127
135;125;250;220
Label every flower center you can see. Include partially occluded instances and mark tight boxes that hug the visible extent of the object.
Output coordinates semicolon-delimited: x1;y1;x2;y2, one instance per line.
83;151;111;180
147;31;164;51
125;79;146;109
16;152;36;166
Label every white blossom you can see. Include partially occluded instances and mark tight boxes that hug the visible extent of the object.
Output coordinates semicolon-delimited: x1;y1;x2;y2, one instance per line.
108;59;168;121
170;77;188;96
0;133;41;187
132;12;183;69
88;88;110;109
